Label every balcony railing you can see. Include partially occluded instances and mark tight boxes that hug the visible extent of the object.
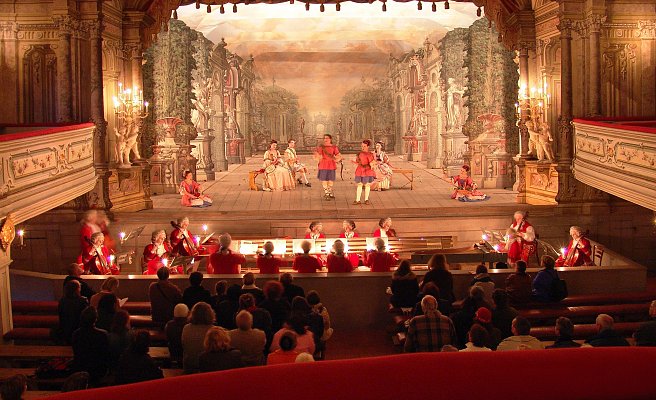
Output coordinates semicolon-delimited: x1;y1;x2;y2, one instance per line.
573;118;656;211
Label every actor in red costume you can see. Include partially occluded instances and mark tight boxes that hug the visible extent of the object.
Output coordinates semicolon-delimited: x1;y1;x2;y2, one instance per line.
256;241;282;274
143;229;176;275
292;240;322;273
207;233;246;274
510;211;537;264
352;140;376;205
82;232;119;275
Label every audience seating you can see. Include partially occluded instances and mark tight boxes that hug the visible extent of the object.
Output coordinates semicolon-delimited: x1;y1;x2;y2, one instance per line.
530;321;642;341
519;303;650;324
0;345;170;363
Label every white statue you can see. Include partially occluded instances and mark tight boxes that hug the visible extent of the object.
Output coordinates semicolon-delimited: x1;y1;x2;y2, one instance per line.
446;78;465;131
114;104;145;166
191;77;214;133
538;122;555;161
526;120;542;159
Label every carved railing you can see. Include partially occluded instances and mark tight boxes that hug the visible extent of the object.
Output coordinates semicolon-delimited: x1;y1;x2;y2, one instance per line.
0;123;97;223
573;118;656;210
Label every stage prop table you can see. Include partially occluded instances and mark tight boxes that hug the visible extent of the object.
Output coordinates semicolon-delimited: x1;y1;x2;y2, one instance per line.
392;168;414;190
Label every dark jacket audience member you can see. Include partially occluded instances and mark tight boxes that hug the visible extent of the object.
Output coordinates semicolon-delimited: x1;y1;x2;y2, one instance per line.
280;273;305;304
546;317;581;349
0;374;27;400
450;286;492;348
183;272;212;310
238;293;273;348
412;282;453;317
165;303;190;364
390;260;420;308
491;289;519;339
634;300;656;347
472;307;503;350
58;280;89;344
585;314;630;347
198;326;244;372
211;280;229;309
215;284;242;330
532;256;559;302
71;306;110;383
96;293;118;332
115;330;164;384
149;268;183;326
241;272;265;304
291;296;324;347
420;254;455;303
260;281;292;333
64;263;96;299
108;310;133;370
505;260;533;305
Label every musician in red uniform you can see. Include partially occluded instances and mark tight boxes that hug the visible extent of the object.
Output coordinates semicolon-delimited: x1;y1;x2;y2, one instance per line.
207;233;246;274
510;211;537;264
556;226;593;267
143;229;176;275
305;221;325;239
373;217;396;238
82;232;119;275
366;237;397;272
256;241;282;274
79;210;101;255
340;220;360;268
326;240;354;273
170;216;200;257
292;240;322;273
505;229;523;266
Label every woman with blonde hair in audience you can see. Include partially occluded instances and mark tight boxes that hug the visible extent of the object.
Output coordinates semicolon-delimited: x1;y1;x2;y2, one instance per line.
181;302;216;374
257;241;282;274
326;240;354;273
390;260;419;308
420;254;455;303
90;276;120;309
198;326;244;372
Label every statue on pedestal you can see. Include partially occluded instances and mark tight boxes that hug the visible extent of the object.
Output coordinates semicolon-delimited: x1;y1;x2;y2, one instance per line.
538;122;555;161
191;77;214;135
114;103;147;168
446;78;465;131
526;120;541;159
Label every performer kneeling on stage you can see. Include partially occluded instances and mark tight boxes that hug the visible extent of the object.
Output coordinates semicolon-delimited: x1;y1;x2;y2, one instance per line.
207;233;246;274
143;230;177;275
180;170;212;207
352;139;375;205
556;226;593;267
82;232;119;275
444;165;487;202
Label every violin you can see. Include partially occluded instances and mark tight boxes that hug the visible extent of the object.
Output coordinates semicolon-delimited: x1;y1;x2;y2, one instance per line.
170;221;200;257
84;237;118;275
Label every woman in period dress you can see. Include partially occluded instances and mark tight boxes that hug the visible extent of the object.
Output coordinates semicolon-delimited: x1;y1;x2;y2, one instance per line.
180;170;212;207
284;138;311;187
372;141;393;191
263;140;295;191
444;165;487;202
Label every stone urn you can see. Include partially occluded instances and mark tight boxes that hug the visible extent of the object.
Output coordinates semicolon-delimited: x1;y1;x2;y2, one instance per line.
156;117;183;145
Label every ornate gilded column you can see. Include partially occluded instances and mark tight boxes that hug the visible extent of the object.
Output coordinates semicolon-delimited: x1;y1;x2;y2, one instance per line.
587;14;606;116
210;39;228;171
54;16;73;122
557;18;574;162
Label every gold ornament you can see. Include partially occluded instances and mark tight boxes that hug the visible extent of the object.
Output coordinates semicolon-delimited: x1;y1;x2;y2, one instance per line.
0;214;16;252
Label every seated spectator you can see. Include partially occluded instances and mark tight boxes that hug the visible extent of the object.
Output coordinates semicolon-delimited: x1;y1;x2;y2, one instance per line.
238;293;273;352
58;280;89;344
460;324;492;352
306;290;333;359
0;374;27;400
451;286;492;347
267;332;300;365
257;241;282;274
420;254;455;303
295;353;315;363
211;280;229;309
241;272;265;304
470;264;495;305
404;295;457;353
270;315;316;355
183;272;212;310
90;277;120;309
64;262;96;299
199;326;244;372
390;260;419;308
280;273;305;304
327;240;354;273
61;371;89;393
494;261;509;269
207;233;246;274
115;330;163;385
71;306;110;383
473;307;503;350
229;310;266;366
413;282;453;317
496;316;544;351
366;237;397;272
149;267;183;327
165;303;189;365
260;281;291;333
491;289;519;339
96;293;119;332
634;300;656;347
108;310;133;371
182;302;216;373
292;240;322;273
532;255;559;302
440;345;459;352
291;296;324;349
585;314;630;347
215;284;242;330
546;317;581;349
505;260;532;305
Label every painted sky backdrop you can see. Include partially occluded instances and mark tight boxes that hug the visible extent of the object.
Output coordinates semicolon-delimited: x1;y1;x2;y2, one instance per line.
179;3;480;114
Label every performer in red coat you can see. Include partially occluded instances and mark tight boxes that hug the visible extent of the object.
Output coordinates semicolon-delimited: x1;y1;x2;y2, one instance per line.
82;232;119;275
314;134;342;200
340;220;360;268
373;217;396;238
510;211;537;264
170;216;200;257
326;240;353;273
352;140;376;205
79;210;101;256
143;229;176;275
505;229;523;265
556;226;593;267
257;241;282;274
207;233;246;274
366;237;397;272
292;240;322;273
305;221;325;240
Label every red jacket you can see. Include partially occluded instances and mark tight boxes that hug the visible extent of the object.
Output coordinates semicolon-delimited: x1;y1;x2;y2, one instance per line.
292;255;322;273
366;251;397;273
556;237;593;267
208;250;246;274
257;255;281;274
327;254;353;273
373;228;396;238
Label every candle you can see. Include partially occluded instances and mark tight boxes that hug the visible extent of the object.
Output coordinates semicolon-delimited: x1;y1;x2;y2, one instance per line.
109;254;115;264
119;232;126;241
560;247;567;256
162;258;169;267
493;244;500;252
144;101;149;112
202;224;208;233
195;235;201;244
17;229;24;246
481;234;489;241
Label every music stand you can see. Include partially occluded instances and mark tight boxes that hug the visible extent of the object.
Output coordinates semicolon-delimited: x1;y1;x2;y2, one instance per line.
169;256;195;274
120;226;145;272
115;252;132;264
200;232;215;245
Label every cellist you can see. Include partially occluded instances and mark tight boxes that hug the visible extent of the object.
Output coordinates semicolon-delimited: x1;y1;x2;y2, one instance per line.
143;229;176;274
82;232;119;275
170;216;200;257
556;226;593;267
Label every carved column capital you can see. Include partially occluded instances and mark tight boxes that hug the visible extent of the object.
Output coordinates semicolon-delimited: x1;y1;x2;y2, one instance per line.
124;43;143;60
586;14;607;34
637;20;656;39
53;15;77;38
557;17;574;39
0;22;18;39
87;20;103;39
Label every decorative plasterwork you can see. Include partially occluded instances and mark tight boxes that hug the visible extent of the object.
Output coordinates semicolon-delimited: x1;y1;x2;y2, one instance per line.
602;43;637;81
637;20;656;39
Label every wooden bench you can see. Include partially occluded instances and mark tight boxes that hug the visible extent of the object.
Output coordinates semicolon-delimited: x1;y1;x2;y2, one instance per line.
520;303;651;325
3;328;166;344
392;168;414;190
0;345;170;362
0;367;182;381
530;321;642;340
248;170;264;191
12;314;160;329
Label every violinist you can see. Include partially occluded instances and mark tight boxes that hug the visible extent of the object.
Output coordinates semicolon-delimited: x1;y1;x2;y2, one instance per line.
207;233;246;274
556;226;593;267
143;230;176;275
82;232;119;275
170;216;200;257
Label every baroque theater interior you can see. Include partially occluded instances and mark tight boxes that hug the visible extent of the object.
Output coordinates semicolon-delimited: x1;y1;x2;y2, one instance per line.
1;0;656;398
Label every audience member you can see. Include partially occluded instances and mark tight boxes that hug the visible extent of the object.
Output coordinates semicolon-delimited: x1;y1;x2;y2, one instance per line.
238;293;273;352
471;264;495;305
115;330;163;384
71;306;110;383
211;280;229;308
473;307;503;350
149;267;183;327
207;233;246;274
634;300;656;346
165;303;189;365
390;260;419;308
420;254;455;303
241;272;265;304
58;280;89;344
108;310;133;371
460;324;492;352
326;240;354;273
215;284;242;330
450;286;492;347
61;371;89;393
257;241;282;274
366;237;397;272
96;293;119;332
404;295;457;353
292;240;322;273
0;374;27;400
295;352;315;363
494;262;509;269
90;277;120;309
280;273;305;304
496;316;543;351
183;272;212;310
491;289;519;339
291;296;324;347
181;302;216;373
267;332;300;365
306;290;333;359
412;282;453;317
532;255;559;302
260;281;292;333
505;260;532;305
585;314;630;347
546;317;581;349
64;263;96;299
229;310;266;366
270;315;316;355
199;326;244;372
440;345;459;352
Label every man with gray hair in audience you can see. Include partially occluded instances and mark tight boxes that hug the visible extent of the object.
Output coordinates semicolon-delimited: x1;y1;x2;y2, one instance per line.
404;295;457;353
585;314;630;347
497;316;544;350
229;310;266;366
634;300;656;346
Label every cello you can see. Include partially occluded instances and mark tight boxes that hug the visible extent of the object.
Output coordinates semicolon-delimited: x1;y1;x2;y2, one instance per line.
84;237;118;275
170;221;200;257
